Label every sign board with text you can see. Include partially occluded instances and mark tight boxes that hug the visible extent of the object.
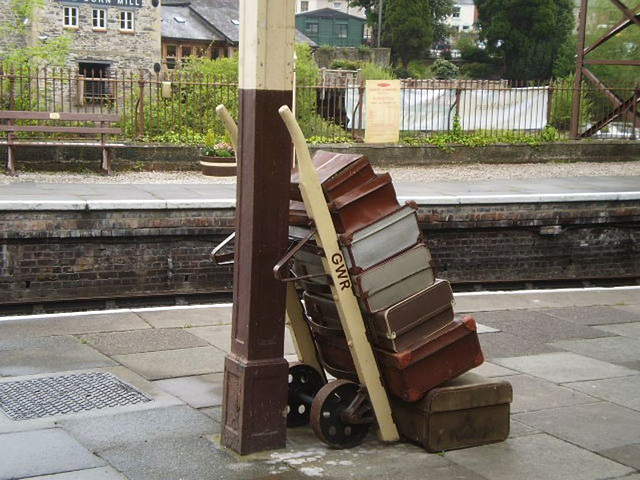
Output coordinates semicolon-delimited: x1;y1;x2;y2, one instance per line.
364;80;401;144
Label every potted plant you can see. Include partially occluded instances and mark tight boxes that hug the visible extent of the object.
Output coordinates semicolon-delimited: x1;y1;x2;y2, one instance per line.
200;130;237;176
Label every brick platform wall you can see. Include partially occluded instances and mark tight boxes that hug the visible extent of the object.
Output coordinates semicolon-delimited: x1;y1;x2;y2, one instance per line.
1;200;638;308
0;208;235;306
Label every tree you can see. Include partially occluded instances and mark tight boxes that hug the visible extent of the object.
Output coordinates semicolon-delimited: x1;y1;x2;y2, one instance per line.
475;0;574;81
349;0;454;66
383;0;433;67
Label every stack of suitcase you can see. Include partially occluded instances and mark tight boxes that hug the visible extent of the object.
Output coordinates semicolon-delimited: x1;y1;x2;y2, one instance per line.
287;150;511;451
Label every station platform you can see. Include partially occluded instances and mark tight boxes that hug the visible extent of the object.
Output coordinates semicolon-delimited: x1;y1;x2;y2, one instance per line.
0;287;639;479
0;175;639;209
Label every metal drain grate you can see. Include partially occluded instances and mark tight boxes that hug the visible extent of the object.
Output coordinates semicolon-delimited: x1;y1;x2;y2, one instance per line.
0;372;152;421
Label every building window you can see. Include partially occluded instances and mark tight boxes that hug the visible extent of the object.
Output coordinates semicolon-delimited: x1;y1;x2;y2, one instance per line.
334;2;342;8
79;62;111;102
306;22;319;35
453;6;461;18
63;6;78;28
92;9;106;29
165;44;177;69
119;11;134;31
335;22;348;38
300;1;309;12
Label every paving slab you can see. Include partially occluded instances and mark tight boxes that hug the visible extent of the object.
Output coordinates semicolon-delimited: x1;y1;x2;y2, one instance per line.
78;328;209;355
455;288;640;314
470;362;518;377
135;306;232;328
503;374;599;414
443;433;633;480
99;436;274;480
454;292;538;313
153;372;224;408
598;444;640;470
190;324;297;355
518;290;640;309
0;335;115;376
113;346;227;380
255;429;465;480
540;305;640;326
477;331;561;359
472;310;610;343
550;336;640;370
0;312;150;340
200;406;222;423
494;352;638;383
508;419;539;437
595;321;640;338
23;467;127;479
563;375;640;411
59;405;217;451
514;403;640;452
0;428;105;480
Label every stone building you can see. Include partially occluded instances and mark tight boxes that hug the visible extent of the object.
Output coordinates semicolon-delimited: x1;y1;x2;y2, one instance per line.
0;0;162;73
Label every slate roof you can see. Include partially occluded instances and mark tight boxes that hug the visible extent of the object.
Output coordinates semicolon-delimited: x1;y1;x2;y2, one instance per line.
295;7;367;22
161;0;316;47
162;5;224;42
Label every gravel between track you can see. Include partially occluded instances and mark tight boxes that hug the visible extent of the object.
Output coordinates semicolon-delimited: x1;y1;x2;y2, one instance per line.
1;161;639;185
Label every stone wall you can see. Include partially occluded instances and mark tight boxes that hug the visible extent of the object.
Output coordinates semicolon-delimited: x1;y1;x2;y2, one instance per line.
30;0;161;72
2;141;639;173
1;199;638;310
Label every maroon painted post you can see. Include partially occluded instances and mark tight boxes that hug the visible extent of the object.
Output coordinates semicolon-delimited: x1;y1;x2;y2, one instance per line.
220;0;295;455
571;0;589;140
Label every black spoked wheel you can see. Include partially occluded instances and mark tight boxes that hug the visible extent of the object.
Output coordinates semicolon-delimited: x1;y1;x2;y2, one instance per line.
287;363;325;427
310;379;371;448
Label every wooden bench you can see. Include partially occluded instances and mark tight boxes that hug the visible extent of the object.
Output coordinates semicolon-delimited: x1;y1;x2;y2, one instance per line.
0;111;123;175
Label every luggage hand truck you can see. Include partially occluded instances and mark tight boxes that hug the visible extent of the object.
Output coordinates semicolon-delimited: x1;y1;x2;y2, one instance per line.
277;105;399;447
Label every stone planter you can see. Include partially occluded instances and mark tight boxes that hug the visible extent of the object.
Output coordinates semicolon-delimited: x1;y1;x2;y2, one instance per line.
200;155;237;177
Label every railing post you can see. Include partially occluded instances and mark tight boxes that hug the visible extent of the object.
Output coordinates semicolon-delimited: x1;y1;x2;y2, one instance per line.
138;71;145;136
8;66;15;110
631;87;639;141
547;79;554;128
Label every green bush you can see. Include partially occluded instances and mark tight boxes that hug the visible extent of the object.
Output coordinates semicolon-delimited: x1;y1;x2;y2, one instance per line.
431;59;459;79
550;74;593;132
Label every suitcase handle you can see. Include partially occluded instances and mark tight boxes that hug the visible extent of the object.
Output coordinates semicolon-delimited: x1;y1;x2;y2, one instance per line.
273;227;330;282
210;232;235;265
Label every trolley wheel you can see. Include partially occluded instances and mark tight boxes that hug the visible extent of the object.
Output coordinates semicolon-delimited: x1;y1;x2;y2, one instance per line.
287;363;325;427
310;379;372;449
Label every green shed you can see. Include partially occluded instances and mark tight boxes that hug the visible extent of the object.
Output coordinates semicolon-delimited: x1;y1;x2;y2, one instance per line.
295;8;366;47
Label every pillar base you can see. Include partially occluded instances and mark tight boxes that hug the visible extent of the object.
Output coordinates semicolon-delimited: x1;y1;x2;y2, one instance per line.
220;354;289;455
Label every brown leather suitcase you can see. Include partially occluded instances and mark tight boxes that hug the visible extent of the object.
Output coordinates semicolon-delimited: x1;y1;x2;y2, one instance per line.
304;293;358;381
352;243;436;314
338;203;422;274
289;200;309;226
303;290;341;329
291;249;331;295
368;279;454;352
391;372;512;452
374;315;484;402
328;173;400;234
290;150;374;202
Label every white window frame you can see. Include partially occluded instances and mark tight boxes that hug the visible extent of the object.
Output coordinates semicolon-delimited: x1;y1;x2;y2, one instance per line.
119;10;134;32
92;9;106;29
63;6;79;28
300;0;309;12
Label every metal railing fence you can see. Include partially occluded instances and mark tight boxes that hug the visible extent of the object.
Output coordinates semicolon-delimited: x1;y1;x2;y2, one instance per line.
0;65;637;142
